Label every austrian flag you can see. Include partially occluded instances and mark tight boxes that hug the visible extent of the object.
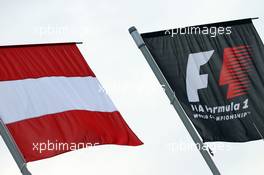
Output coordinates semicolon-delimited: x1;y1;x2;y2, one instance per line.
0;43;142;162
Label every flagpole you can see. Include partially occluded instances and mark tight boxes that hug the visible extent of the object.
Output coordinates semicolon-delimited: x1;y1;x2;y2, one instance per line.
0;118;32;175
129;26;221;175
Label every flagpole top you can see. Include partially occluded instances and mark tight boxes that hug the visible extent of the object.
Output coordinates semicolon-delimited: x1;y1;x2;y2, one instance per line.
0;42;83;48
128;26;146;49
129;26;137;34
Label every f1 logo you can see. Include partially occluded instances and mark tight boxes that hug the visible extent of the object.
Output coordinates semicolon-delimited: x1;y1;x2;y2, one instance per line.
186;45;252;102
186;50;214;102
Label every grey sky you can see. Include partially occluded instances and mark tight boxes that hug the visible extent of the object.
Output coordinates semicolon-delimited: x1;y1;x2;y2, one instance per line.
0;0;264;174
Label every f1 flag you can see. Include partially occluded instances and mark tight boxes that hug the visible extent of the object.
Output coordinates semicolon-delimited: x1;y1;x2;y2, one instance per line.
0;43;142;162
141;18;264;142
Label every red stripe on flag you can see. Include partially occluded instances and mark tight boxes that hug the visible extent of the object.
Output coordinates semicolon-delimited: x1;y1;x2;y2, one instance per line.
0;44;95;81
7;110;143;162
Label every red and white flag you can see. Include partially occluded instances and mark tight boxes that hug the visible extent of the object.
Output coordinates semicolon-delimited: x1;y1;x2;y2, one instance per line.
0;43;142;162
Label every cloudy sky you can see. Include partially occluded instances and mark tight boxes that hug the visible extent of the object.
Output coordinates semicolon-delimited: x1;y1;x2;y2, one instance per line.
0;0;264;174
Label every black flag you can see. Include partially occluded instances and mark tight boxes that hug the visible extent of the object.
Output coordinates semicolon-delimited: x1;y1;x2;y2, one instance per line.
142;18;264;142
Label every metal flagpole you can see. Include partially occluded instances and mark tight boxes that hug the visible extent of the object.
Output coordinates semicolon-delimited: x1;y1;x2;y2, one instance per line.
0;118;32;175
129;26;221;175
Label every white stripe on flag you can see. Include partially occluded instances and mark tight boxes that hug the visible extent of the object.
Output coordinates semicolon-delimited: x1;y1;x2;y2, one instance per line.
0;77;117;124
